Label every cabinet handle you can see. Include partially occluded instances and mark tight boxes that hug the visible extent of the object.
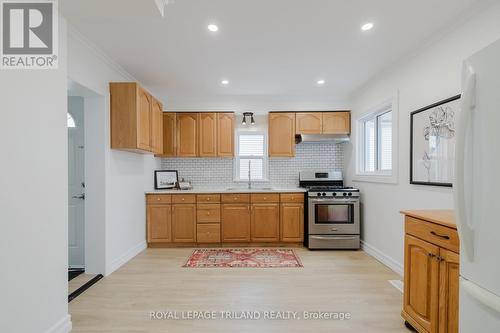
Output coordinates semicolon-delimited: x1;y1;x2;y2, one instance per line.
435;256;444;262
428;253;435;258
430;231;450;240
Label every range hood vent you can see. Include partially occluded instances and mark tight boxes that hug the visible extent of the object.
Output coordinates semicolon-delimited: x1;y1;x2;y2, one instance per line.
295;134;350;144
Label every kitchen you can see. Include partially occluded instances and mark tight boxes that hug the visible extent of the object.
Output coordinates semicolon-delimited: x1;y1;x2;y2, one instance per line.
2;1;500;333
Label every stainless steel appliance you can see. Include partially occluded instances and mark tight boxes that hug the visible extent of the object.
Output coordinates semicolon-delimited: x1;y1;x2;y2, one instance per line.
299;171;360;249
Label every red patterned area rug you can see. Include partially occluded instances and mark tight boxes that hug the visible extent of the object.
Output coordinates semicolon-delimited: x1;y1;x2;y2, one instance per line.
183;248;303;268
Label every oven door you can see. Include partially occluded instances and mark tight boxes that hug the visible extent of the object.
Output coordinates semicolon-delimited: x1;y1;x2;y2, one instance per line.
308;198;360;235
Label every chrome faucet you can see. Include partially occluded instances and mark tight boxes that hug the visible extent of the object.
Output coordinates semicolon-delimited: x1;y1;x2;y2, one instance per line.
248;160;252;189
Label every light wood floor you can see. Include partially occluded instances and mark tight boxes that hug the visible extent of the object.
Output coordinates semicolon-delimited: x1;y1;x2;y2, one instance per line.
69;248;407;333
69;274;97;294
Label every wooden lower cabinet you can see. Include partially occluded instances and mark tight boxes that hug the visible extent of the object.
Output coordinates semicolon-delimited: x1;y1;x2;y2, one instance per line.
147;204;172;243
197;223;221;243
172;204;196;243
280;203;304;242
221;204;251;242
251;203;280;242
401;210;459;333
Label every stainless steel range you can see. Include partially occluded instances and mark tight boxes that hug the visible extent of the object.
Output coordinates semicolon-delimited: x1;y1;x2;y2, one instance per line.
299;171;360;249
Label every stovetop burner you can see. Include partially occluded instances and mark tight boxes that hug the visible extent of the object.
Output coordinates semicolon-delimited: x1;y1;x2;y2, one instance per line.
306;185;357;191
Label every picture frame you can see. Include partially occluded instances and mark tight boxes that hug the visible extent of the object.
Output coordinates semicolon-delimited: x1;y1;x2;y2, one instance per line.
154;170;178;190
410;94;461;187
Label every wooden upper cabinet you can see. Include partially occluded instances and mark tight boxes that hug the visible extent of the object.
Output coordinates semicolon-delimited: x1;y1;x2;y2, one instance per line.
404;235;440;333
439;249;459;333
217;113;234;157
322;111;350;134
176;113;198;157
296;112;322;134
198;113;217;157
268;112;296;157
110;82;164;153
151;98;163;154
159;112;176;157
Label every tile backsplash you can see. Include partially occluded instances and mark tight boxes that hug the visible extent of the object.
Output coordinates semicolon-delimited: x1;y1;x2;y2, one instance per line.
160;143;344;188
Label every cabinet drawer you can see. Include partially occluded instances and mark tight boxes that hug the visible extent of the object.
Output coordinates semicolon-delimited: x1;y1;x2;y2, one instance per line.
171;194;196;204
251;193;280;203
197;204;221;223
196;194;221;203
221;193;250;203
405;216;459;253
147;194;171;204
197;223;221;243
280;193;304;203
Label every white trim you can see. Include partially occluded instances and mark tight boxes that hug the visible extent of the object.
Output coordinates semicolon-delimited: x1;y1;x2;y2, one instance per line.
361;240;403;277
353;91;399;184
389;280;404;293
105;240;147;276
44;314;72;333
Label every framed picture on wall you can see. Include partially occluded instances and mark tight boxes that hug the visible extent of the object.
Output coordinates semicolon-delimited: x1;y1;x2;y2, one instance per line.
410;95;461;187
154;170;178;189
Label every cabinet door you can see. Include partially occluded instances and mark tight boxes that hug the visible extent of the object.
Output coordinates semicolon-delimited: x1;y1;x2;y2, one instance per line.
295;112;322;134
160;112;176;157
280;203;303;242
439;249;460;333
147;204;171;243
221;204;251;242
404;235;440;333
151;98;163;154
251;203;280;242
176;113;198;157
268;113;295;157
137;87;152;150
172;204;196;243
198;113;217;157
217;113;234;157
322;112;350;134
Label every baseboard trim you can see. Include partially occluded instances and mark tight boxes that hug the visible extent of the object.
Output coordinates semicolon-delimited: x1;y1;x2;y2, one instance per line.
361;240;403;277
45;314;72;333
106;240;147;276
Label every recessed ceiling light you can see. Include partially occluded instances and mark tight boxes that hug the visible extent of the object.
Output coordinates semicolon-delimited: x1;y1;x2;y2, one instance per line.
207;24;219;32
361;22;374;31
317;79;325;85
221;80;229;85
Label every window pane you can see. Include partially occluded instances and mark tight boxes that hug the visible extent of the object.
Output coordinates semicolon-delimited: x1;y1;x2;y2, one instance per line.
378;111;392;171
239;158;263;180
364;118;376;172
239;134;264;156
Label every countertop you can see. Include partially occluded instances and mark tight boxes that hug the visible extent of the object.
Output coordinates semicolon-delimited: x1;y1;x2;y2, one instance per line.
146;187;307;194
400;209;456;229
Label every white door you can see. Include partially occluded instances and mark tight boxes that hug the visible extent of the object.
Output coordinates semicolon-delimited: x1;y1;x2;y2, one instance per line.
68;109;85;268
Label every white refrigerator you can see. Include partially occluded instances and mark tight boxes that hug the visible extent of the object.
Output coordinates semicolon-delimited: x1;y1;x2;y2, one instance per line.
455;38;500;332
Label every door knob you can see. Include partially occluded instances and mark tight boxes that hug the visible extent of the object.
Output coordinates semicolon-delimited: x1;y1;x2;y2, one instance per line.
72;194;85;200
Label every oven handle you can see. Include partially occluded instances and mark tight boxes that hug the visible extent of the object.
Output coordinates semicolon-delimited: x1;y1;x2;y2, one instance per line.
309;198;359;204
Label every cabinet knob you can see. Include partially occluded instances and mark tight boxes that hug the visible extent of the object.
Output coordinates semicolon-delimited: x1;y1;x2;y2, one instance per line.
264;197;267;200
207;198;211;201
181;198;185;201
207;212;211;215
157;198;161;201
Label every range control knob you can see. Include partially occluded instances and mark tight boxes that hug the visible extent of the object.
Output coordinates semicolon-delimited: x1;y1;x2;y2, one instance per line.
332;192;337;196
322;192;326;196
343;192;347;197
348;192;353;196
316;193;321;197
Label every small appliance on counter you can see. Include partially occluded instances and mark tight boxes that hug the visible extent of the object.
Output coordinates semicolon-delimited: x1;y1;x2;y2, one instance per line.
178;178;192;190
299;171;360;250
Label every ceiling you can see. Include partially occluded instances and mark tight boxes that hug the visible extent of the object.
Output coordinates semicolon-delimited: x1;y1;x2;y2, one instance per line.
61;0;487;109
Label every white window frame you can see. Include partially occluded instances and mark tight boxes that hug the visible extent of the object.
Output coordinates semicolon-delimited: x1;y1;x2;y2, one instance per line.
233;130;269;182
353;92;399;184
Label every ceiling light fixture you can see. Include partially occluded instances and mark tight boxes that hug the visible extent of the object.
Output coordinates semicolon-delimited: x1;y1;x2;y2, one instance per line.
221;79;229;85
242;112;255;126
317;79;325;85
361;22;374;31
208;24;219;32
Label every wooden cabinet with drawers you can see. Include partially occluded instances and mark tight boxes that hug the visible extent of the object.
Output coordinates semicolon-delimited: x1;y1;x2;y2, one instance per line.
110;82;164;154
146;192;305;246
401;210;459;333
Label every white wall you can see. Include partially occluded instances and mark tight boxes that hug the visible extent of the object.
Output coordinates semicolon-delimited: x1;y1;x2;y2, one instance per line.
345;3;500;274
0;19;71;333
67;26;160;275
